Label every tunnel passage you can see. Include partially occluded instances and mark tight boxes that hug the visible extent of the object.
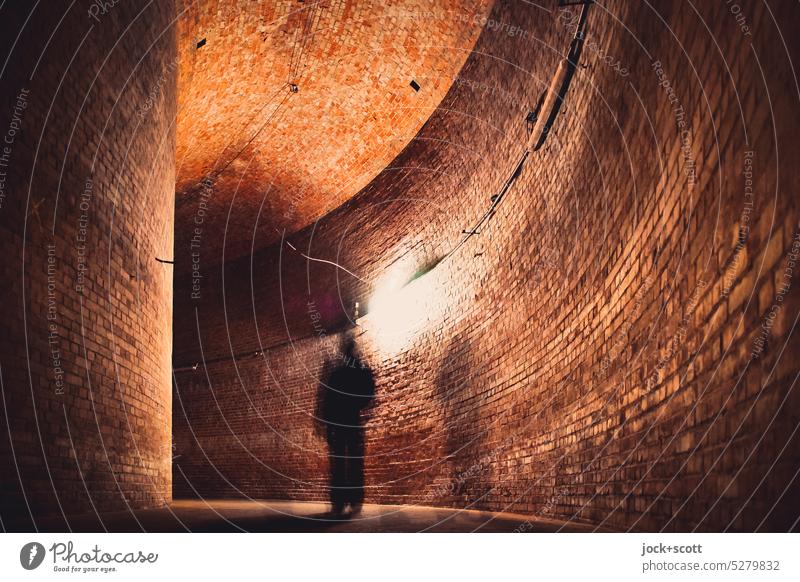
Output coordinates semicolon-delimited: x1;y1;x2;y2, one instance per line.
172;0;800;531
1;0;799;533
0;1;177;520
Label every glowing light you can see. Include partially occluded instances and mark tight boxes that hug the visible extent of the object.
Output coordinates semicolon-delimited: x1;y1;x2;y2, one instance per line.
361;265;443;353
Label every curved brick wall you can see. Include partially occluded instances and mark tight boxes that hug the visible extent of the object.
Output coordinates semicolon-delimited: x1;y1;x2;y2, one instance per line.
0;1;177;521
173;0;493;263
173;0;800;531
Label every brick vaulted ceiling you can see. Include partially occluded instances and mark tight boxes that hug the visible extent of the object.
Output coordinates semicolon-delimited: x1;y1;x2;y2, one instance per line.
174;0;494;267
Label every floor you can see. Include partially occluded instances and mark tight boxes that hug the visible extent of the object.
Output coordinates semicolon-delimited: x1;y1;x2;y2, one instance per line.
9;499;594;533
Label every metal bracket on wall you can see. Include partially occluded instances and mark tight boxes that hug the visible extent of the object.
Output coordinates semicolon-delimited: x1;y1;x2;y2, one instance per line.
526;0;593;151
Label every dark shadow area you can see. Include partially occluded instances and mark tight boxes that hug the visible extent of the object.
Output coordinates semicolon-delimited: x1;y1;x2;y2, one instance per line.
3;501;595;533
434;335;493;502
186;512;349;533
316;334;376;515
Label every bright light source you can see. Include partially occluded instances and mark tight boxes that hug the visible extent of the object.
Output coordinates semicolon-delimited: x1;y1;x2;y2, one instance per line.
361;265;442;353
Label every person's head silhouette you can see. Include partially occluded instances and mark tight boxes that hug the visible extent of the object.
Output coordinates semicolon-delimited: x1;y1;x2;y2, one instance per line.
340;333;357;365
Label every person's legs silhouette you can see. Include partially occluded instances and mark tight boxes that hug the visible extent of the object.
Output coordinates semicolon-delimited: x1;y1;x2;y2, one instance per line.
345;427;365;514
327;427;347;516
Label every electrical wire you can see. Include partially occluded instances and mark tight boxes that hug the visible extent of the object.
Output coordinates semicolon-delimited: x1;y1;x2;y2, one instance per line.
186;1;327;196
279;147;531;288
287;0;325;84
437;149;530;265
284;238;368;283
181;82;293;200
214;87;294;177
279;2;592;298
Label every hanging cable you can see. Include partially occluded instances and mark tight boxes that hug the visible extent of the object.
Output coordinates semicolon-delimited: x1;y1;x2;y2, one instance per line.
437;149;530;265
287;0;325;85
283;238;368;283
213;87;294;176
181;2;329;201
181;82;293;200
278;1;593;309
278;147;530;289
424;0;593;266
527;0;592;151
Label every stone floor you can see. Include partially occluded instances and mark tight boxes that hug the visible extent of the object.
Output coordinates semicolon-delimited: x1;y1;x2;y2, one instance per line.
8;499;595;533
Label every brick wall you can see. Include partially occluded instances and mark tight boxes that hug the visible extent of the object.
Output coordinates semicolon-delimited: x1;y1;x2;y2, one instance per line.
173;0;493;264
0;0;177;522
172;0;800;531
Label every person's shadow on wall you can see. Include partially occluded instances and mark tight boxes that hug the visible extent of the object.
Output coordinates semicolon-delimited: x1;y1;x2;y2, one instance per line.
433;334;492;502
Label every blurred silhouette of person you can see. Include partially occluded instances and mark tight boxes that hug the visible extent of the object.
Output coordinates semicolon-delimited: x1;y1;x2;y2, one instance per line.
316;334;375;517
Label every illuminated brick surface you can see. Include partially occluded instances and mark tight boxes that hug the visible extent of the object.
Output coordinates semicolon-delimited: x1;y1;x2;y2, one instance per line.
0;1;176;518
173;0;800;531
1;0;798;533
174;0;492;265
